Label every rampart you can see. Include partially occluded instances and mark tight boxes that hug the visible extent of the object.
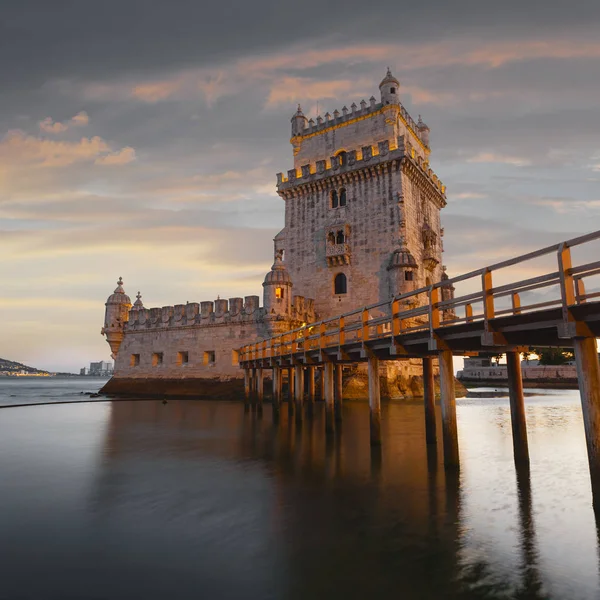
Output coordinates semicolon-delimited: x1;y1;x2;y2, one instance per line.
277;141;446;197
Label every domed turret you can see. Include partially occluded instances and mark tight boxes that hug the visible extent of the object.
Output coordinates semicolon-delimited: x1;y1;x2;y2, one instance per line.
101;277;132;358
379;68;400;106
291;104;308;136
388;245;418;297
417;114;430;147
263;252;293;317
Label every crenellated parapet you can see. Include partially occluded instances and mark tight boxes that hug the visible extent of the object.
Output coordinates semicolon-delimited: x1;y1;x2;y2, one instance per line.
292;99;427;149
277;142;446;201
125;294;316;332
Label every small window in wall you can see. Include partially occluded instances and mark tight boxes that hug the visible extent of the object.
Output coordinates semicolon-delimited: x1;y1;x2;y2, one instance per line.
405;271;414;281
275;287;284;299
177;351;189;366
203;350;216;365
130;354;140;367
334;273;347;295
330;189;338;208
390;87;396;94
152;352;163;366
339;188;347;207
231;350;239;366
336;230;345;244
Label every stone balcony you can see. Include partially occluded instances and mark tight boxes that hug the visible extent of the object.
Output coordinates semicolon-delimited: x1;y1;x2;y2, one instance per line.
326;243;351;266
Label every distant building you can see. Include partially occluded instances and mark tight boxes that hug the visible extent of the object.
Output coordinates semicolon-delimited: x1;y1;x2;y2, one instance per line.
81;361;113;376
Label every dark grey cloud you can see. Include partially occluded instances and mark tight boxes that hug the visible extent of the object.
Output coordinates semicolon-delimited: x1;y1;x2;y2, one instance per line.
2;0;600;88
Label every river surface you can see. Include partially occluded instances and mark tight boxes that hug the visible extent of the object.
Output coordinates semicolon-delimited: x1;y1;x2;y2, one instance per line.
0;378;598;599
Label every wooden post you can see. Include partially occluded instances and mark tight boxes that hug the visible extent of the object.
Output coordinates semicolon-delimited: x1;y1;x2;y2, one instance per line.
244;369;250;402
423;357;436;445
250;368;257;408
294;365;304;422
324;362;335;435
574;336;600;509
307;367;315;402
288;367;295;415
320;367;325;400
506;351;529;465
368;356;381;446
335;364;343;422
438;349;459;467
272;367;281;411
256;368;264;415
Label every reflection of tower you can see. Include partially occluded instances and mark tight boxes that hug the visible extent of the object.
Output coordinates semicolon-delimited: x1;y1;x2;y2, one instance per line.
101;278;131;359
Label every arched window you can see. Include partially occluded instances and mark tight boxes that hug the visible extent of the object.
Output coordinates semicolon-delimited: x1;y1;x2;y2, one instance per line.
338;151;348;167
327;232;336;244
334;273;347;295
339;188;347;207
330;189;338;208
275;287;284;299
336;230;345;244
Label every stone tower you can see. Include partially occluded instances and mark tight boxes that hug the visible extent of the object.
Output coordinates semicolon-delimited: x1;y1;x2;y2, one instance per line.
101;277;132;358
274;69;447;320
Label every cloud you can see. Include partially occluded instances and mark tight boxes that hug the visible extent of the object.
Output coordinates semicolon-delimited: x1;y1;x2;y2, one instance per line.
39;111;90;133
0;128;135;169
467;152;532;167
94;146;136;165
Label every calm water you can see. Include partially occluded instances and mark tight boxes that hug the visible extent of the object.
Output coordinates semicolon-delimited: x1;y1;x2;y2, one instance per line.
0;379;598;599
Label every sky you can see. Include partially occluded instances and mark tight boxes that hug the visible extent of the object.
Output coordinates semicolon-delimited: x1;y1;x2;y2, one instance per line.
1;0;599;372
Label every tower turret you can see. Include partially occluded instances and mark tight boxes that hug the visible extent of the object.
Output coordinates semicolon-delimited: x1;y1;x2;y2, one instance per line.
101;277;132;358
132;291;144;311
379;68;400;106
291;104;308;137
388;245;418;299
263;251;293;317
417;115;430;147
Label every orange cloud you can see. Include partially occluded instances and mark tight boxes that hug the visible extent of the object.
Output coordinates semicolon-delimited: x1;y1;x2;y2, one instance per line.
467;152;531;167
39;111;89;133
266;77;372;107
94;146;136;166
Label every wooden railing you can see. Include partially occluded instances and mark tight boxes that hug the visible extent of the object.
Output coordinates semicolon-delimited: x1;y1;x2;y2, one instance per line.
239;230;600;364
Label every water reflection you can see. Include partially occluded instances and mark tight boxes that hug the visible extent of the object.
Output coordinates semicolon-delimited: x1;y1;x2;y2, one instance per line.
0;395;598;599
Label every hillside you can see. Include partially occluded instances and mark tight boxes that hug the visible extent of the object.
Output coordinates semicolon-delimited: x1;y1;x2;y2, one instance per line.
0;358;50;376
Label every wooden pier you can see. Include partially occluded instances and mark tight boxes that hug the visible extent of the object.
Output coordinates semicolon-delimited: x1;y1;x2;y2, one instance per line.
239;231;600;503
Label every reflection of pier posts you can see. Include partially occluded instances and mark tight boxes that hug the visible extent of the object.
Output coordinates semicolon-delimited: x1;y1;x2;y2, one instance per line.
335;365;343;422
324;362;335;435
294;365;304;424
423;357;437;445
506;351;529;465
438;349;459;468
574;336;600;509
368;356;381;446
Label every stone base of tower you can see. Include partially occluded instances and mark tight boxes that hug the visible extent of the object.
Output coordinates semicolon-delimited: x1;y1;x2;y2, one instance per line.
100;376;246;400
342;360;467;400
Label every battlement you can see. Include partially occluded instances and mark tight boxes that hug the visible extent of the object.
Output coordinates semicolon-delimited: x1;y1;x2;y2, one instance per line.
295;99;427;148
125;295;316;332
277;142;446;196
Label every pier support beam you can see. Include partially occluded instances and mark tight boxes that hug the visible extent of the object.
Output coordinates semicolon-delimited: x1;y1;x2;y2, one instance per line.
423;357;437;445
256;368;263;415
368;356;381;446
272;367;282;409
506;351;529;466
335;365;343;422
574;336;600;509
288;368;295;415
307;367;315;416
324;362;335;435
438;350;459;468
244;369;250;401
294;365;304;422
